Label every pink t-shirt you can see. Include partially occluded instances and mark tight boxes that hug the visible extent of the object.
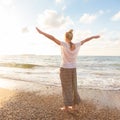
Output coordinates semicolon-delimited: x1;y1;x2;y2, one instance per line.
60;41;81;68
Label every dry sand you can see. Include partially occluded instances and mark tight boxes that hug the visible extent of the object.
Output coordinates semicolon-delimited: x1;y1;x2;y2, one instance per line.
0;85;120;120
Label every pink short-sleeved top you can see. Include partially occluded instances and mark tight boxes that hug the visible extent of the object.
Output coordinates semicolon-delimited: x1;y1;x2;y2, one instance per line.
60;41;81;68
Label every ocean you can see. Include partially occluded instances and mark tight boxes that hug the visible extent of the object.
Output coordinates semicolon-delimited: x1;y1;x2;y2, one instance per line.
0;55;120;91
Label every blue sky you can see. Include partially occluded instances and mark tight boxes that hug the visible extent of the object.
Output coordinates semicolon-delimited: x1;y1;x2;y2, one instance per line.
0;0;120;56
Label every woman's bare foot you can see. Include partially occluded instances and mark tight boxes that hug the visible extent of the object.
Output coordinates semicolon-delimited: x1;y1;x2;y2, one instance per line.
60;105;79;112
68;105;79;112
60;106;69;111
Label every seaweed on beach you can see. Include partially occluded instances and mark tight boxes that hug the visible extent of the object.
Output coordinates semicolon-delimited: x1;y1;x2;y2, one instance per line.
0;63;38;69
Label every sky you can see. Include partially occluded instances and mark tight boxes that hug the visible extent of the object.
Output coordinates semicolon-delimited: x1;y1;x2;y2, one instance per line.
0;0;120;56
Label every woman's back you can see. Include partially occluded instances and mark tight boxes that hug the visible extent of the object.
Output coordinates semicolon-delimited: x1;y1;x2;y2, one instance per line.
60;41;81;68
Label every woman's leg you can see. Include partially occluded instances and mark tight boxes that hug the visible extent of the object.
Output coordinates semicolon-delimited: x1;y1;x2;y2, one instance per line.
60;68;73;107
72;69;81;109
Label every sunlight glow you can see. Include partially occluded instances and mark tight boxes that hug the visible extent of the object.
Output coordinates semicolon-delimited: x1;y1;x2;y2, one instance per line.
0;1;119;56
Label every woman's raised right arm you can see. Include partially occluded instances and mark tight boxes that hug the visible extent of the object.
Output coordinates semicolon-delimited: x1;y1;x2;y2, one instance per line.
36;27;61;45
81;35;100;45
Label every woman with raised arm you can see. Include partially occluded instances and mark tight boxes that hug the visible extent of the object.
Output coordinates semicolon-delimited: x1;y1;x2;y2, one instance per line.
36;27;100;111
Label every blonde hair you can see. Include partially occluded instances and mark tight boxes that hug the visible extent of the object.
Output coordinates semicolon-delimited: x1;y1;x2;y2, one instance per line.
65;29;73;41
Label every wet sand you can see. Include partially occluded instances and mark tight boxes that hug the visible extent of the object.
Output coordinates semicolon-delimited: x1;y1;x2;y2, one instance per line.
0;85;120;120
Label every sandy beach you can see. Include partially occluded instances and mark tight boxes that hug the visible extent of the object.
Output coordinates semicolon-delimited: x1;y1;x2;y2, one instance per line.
0;84;120;120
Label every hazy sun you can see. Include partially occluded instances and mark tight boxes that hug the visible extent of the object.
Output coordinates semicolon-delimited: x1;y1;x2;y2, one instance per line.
0;1;21;55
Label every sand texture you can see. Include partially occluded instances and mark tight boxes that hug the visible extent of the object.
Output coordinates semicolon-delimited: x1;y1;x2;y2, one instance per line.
0;87;120;120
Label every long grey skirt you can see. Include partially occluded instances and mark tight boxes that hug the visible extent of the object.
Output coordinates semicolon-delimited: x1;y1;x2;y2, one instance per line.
60;67;80;106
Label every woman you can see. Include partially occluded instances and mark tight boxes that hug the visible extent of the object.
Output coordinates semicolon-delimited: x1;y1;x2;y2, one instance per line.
36;27;100;111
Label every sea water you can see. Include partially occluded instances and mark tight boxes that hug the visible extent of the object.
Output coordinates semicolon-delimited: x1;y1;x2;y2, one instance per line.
0;55;120;90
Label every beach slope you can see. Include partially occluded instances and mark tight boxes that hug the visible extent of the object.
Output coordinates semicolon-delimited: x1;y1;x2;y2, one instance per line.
0;86;120;120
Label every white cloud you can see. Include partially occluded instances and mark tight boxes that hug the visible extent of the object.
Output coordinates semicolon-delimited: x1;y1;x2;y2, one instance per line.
0;0;14;6
21;27;29;33
111;11;120;21
79;13;97;24
37;9;73;29
55;0;62;3
0;2;17;34
73;28;120;56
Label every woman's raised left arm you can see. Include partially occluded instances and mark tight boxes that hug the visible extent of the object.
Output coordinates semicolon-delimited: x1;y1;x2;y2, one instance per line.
36;27;61;45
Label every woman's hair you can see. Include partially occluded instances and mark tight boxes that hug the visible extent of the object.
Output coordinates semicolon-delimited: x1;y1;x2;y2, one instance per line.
65;29;73;41
65;29;74;49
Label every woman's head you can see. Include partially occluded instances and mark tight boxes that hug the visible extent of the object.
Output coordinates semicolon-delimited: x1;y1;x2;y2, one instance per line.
65;29;73;42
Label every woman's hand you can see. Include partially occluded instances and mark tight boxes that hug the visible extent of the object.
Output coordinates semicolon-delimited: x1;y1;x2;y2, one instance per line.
36;27;43;34
93;35;100;39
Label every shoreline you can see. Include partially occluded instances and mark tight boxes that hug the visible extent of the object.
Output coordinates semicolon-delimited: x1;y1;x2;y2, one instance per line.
0;86;120;119
0;77;120;109
78;88;120;109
